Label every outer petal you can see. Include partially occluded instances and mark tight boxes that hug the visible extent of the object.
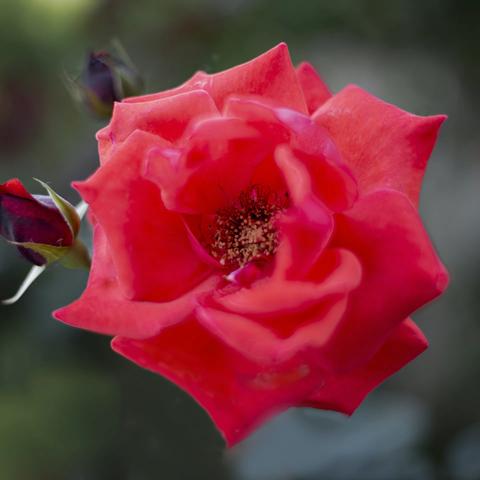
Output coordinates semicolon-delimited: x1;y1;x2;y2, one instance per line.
96;90;219;164
123;70;208;104
75;130;211;302
295;62;332;113
204;43;307;112
145;117;270;214
125;44;308;113
112;318;324;446
325;189;448;372
302;318;428;414
54;224;220;339
313;85;446;207
0;178;32;199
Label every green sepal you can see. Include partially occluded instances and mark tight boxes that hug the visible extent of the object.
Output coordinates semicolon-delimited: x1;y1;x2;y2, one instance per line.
109;38;145;99
63;70;114;119
84;88;114;117
60;239;91;270
34;178;81;237
8;238;90;269
9;241;70;265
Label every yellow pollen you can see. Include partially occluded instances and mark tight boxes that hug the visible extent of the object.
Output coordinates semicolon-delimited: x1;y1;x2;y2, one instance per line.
209;185;288;268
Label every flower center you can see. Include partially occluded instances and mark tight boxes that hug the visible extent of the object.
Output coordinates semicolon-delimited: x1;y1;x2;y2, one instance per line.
209;185;288;268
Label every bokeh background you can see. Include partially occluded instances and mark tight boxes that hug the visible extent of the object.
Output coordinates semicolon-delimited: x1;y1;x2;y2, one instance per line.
1;1;479;479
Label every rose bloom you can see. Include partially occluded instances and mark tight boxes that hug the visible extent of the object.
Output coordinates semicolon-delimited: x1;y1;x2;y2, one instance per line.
55;43;448;445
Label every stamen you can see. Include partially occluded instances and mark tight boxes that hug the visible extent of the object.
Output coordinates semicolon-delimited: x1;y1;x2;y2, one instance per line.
209;185;288;268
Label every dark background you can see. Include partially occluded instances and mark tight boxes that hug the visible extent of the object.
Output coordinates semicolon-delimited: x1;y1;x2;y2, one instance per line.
0;1;479;479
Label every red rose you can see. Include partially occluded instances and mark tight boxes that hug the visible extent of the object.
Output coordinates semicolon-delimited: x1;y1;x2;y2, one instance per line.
55;43;448;445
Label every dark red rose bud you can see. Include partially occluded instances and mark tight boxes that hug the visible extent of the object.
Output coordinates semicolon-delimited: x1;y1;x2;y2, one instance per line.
0;179;84;267
66;42;144;119
84;52;119;107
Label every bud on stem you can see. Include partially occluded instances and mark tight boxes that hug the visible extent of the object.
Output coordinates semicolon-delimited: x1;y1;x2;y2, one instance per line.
0;179;90;305
65;40;144;119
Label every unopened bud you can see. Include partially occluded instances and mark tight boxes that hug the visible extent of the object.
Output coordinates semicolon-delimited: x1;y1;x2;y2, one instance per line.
0;178;89;269
66;41;144;119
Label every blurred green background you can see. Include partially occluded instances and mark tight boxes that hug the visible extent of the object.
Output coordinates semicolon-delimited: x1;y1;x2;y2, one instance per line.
0;0;479;479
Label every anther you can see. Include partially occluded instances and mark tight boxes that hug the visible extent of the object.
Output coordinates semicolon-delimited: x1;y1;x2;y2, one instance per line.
208;185;288;269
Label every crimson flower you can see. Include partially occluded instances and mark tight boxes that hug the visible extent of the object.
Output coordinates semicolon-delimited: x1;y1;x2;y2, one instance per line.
55;44;448;445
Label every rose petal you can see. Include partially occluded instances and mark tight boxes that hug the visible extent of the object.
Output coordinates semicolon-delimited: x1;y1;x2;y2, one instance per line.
197;296;348;365
214;248;361;317
205;43;308;112
295;61;332;113
302;318;428;414
274;144;312;206
274;145;334;278
313;85;446;206
145;116;269;214
183;44;309;114
97;90;219;164
324;189;448;371
125;44;307;114
75;129;211;302
122;70;209;104
225;97;357;211
54;224;220;339
112;317;324;446
0;178;32;199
